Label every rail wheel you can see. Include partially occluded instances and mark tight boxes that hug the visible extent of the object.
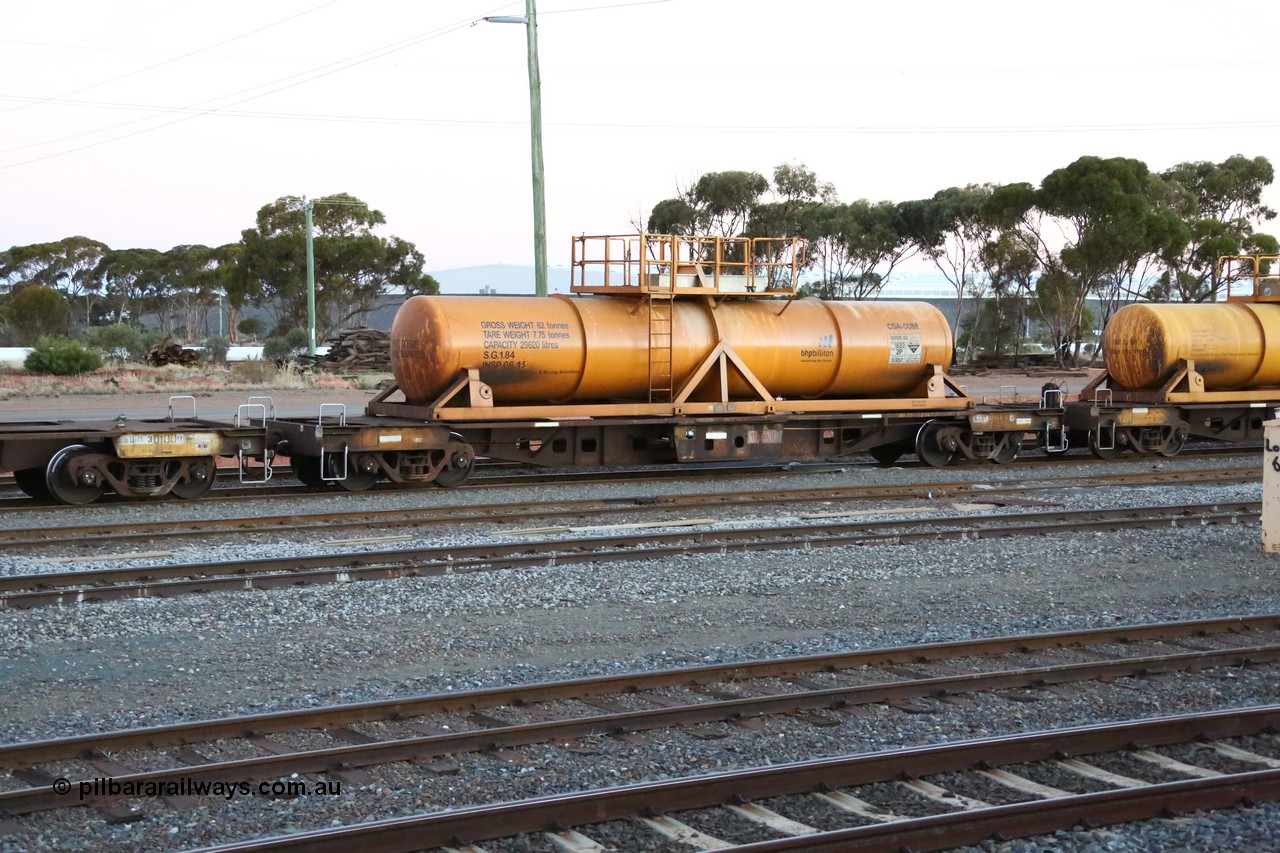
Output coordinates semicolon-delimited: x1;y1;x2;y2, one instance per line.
1089;429;1122;460
171;459;216;500
868;443;908;466
292;455;326;488
45;445;106;505
990;433;1023;464
915;420;957;469
337;455;379;492
1158;428;1188;458
337;470;377;492
13;467;51;499
434;436;475;488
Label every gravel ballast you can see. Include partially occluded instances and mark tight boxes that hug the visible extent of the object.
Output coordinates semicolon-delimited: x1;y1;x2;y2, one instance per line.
1;450;1277;852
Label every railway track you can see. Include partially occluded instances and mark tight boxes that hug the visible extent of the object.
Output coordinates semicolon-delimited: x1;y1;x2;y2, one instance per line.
0;616;1275;848
0;465;1258;553
0;500;1259;609
193;705;1280;852
0;444;1260;509
0;459;854;507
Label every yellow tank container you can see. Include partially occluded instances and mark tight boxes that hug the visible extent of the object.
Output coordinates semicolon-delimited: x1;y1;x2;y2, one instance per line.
1104;302;1280;390
390;295;954;404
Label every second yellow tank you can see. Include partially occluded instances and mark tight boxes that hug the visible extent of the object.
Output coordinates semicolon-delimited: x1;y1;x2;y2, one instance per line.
1103;301;1280;390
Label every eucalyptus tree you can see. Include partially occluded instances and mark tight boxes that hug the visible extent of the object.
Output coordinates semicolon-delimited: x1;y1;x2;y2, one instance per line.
147;245;222;341
647;170;769;239
899;184;997;337
1041;157;1188;344
93;248;163;325
977;229;1040;357
210;242;254;343
0;237;109;326
746;164;835;284
1154;155;1276;300
985;158;1188;364
802;200;913;299
238;193;435;337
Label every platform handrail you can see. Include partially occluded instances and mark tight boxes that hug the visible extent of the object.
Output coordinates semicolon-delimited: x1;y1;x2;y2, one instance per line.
318;403;347;427
1041;387;1064;410
1219;254;1280;300
571;233;805;297
246;396;276;420
167;395;197;421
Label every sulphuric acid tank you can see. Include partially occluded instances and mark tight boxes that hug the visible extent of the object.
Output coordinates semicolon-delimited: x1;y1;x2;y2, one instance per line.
390;295;954;404
1103;301;1280;390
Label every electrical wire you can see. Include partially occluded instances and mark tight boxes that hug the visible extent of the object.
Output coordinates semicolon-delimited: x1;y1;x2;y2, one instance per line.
0;3;516;167
0;1;341;117
0;92;1274;135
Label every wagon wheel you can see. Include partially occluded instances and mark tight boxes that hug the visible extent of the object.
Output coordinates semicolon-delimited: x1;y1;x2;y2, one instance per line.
1089;429;1123;460
1158;427;1188;458
914;420;957;469
336;455;378;492
45;444;107;505
291;455;327;488
170;459;216;500
868;443;907;466
434;438;475;488
990;433;1023;464
13;467;51;499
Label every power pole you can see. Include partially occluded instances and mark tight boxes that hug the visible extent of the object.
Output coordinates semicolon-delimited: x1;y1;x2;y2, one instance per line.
483;2;547;297
525;0;547;297
303;197;317;357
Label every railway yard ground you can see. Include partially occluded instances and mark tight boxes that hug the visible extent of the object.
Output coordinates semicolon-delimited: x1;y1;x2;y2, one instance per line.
2;371;1279;851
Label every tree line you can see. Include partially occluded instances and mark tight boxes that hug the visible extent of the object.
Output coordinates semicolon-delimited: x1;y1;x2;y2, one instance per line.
646;155;1276;362
0;193;438;348
2;158;1275;365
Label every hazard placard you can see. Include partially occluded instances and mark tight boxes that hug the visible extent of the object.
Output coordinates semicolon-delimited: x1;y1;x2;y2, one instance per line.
889;333;922;364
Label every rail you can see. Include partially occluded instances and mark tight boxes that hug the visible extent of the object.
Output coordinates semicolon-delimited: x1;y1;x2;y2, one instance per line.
1;617;1276;818
0;500;1259;609
161;705;1280;852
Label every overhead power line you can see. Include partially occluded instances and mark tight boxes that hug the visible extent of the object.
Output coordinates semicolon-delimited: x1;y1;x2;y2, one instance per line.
0;3;514;169
0;1;341;117
0;92;1275;135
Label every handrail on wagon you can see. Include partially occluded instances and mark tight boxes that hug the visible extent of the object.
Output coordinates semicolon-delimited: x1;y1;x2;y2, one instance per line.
1220;254;1280;302
571;233;806;298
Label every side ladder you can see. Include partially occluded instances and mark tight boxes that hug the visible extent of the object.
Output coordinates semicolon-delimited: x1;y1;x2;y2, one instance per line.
648;294;674;403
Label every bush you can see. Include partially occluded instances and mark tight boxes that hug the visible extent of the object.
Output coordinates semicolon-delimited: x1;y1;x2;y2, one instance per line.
204;335;230;366
262;336;293;364
230;358;278;383
263;328;309;364
24;337;103;375
284;327;309;349
84;324;146;363
237;317;264;339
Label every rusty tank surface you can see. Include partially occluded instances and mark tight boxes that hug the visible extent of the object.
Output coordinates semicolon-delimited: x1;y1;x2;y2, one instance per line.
390;294;954;405
1103;301;1280;391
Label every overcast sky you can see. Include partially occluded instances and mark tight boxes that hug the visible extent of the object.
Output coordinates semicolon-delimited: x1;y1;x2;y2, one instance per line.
2;0;1276;272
